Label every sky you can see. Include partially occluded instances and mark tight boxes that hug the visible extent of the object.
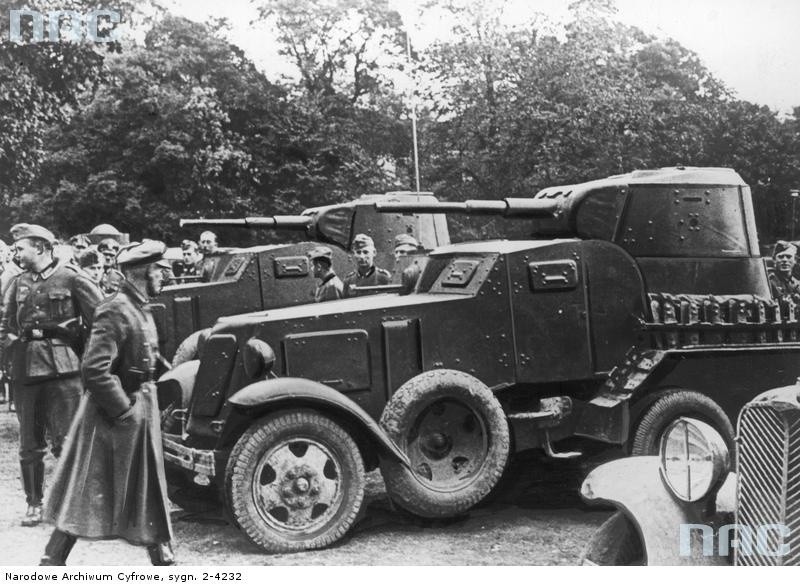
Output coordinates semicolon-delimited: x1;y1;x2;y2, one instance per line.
165;0;800;115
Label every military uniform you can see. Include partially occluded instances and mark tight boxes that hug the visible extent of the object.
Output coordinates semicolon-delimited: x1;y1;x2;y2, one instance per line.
769;271;800;297
315;273;345;302
0;239;102;524
343;265;391;296
343;233;391;297
308;246;344;302
42;240;175;565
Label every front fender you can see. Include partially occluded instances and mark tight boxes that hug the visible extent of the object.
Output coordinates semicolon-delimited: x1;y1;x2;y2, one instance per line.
227;377;411;469
156;359;200;410
581;457;730;565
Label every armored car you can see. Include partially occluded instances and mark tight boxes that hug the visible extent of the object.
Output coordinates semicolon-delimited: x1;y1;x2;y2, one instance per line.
158;167;800;553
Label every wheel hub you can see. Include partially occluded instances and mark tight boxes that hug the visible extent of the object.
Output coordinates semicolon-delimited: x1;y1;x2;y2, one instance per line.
407;399;489;488
277;464;320;508
253;439;343;532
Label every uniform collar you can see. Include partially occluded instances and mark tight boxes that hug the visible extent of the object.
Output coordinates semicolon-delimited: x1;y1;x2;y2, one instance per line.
30;258;59;281
119;279;149;305
357;265;375;278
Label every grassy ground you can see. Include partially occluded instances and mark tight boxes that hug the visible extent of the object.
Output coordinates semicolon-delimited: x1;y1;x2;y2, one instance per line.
0;409;610;566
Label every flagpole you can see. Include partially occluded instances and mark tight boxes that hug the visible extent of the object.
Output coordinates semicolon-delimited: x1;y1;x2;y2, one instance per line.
406;31;421;193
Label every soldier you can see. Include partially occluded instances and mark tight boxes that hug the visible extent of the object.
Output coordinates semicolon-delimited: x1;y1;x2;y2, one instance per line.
198;230;218;256
393;233;420;261
77;248;105;288
308;246;344;302
67;234;91;264
0;224;103;526
343;234;391;297
41;240;176;566
769;240;800;297
198;231;220;280
97;238;123;295
178;239;209;281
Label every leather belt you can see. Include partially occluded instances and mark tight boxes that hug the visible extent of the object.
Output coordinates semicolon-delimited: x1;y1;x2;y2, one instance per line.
21;327;65;341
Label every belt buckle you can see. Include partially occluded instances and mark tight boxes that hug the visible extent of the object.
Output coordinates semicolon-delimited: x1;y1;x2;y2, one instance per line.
30;328;43;340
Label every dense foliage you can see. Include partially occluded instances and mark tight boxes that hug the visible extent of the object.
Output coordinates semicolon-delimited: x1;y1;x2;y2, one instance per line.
2;0;799;245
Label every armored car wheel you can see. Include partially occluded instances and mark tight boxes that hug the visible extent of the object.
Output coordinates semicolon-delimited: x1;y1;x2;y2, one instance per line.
379;369;510;518
224;410;366;552
631;390;735;457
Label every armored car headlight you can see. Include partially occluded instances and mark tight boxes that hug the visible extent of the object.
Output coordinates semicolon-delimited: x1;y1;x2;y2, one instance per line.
243;338;275;379
659;417;729;503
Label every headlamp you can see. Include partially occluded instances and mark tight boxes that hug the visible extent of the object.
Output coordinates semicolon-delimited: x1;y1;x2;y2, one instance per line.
659;417;729;502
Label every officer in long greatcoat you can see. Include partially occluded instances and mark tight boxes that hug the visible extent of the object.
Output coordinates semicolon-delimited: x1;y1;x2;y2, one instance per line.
0;224;102;527
41;240;176;566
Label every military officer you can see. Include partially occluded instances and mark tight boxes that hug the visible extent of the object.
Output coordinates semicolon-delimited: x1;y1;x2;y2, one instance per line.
41;240;176;566
0;224;103;526
308;246;344;302
177;239;204;278
769;240;800;297
343;234;391;297
197;231;220;280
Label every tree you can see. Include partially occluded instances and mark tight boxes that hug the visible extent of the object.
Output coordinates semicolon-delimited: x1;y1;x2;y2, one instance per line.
0;0;151;231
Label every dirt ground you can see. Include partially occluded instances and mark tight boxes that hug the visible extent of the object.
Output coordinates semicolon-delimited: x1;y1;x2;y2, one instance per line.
0;409;612;566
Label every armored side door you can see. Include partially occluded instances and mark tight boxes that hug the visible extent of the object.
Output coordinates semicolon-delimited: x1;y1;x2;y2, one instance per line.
509;241;594;382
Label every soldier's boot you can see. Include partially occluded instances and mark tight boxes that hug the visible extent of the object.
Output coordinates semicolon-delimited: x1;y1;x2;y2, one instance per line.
20;462;44;527
147;542;176;566
39;530;77;566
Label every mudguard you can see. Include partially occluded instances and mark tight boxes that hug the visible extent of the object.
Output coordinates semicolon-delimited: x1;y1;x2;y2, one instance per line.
156;359;200;410
227;377;411;468
581;457;731;565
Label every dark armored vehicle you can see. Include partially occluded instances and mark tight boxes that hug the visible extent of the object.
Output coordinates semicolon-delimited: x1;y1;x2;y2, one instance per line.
150;192;450;360
158;167;800;553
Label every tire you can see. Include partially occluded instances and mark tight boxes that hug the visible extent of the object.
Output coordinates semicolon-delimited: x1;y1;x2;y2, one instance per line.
379;369;510;518
172;329;210;367
631;390;735;457
224;410;366;552
583;512;643;565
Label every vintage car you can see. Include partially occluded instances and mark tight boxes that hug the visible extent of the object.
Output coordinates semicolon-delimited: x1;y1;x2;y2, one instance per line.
581;384;800;565
157;167;800;553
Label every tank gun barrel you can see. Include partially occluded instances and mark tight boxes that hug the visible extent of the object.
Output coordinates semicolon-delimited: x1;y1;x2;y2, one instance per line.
179;216;313;230
375;198;560;217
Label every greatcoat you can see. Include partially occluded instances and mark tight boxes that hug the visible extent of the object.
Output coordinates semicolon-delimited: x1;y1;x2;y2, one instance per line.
44;280;172;546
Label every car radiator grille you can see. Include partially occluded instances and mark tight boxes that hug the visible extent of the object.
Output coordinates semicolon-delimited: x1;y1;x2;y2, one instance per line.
735;403;800;566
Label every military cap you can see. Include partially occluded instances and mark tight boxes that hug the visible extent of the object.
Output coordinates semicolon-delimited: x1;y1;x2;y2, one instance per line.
181;239;199;252
352;233;375;250
394;233;419;249
117;240;172;269
90;223;123;237
308;246;334;261
9;223;56;245
773;240;798;257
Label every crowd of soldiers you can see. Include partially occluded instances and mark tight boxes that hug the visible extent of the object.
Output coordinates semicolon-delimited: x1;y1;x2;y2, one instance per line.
0;218;424;566
0;223;190;565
